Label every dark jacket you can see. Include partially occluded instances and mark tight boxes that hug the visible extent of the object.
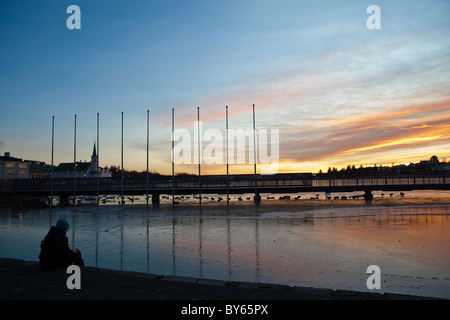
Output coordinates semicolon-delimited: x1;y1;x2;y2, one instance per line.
39;226;74;270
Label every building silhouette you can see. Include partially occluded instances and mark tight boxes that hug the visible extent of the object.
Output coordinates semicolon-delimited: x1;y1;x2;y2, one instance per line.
0;152;30;180
53;143;111;178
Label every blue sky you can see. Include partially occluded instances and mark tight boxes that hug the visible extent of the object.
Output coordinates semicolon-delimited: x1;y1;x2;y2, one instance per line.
1;0;450;174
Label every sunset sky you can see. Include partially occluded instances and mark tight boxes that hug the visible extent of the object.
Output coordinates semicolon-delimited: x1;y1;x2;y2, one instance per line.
1;0;450;175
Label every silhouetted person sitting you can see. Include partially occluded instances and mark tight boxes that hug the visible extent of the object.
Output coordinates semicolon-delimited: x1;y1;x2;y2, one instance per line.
39;218;84;270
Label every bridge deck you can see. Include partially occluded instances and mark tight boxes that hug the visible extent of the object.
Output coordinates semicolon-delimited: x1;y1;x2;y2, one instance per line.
1;174;449;197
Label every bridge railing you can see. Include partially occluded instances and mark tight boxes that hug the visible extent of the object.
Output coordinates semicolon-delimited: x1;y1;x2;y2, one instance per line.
311;176;450;187
1;172;449;194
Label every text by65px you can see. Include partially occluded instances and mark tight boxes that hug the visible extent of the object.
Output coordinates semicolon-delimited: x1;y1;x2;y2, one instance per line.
181;304;269;317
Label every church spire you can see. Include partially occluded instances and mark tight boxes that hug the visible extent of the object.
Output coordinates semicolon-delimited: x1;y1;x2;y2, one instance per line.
92;142;97;157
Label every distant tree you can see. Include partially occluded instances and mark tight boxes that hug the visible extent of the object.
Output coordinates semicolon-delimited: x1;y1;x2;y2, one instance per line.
109;165;121;179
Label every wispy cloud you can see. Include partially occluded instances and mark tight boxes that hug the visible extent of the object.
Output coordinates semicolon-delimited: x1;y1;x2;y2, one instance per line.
145;32;450;173
279;97;450;169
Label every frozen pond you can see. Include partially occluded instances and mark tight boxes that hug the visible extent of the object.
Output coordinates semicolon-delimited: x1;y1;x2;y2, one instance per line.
1;200;449;299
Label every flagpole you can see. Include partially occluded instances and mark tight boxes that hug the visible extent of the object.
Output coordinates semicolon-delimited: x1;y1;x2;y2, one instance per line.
146;109;150;207
226;106;229;203
172;108;175;205
73;114;77;205
50;116;54;206
197;107;201;204
253;104;259;201
96;112;100;204
121;111;124;205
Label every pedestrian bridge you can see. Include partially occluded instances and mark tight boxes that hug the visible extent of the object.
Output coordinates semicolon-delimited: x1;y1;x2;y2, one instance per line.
1;172;449;204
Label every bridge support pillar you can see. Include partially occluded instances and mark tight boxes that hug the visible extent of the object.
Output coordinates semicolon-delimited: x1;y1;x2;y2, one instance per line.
152;193;160;204
59;195;70;206
363;190;373;199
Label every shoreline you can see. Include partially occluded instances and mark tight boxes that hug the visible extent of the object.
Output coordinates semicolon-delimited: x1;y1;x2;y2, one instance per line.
0;258;443;301
130;196;450;212
3;195;450;214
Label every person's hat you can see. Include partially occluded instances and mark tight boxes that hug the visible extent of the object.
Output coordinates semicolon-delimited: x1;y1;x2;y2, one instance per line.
56;218;70;230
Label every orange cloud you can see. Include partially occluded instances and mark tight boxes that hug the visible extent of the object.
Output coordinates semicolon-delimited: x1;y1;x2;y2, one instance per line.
280;97;450;170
